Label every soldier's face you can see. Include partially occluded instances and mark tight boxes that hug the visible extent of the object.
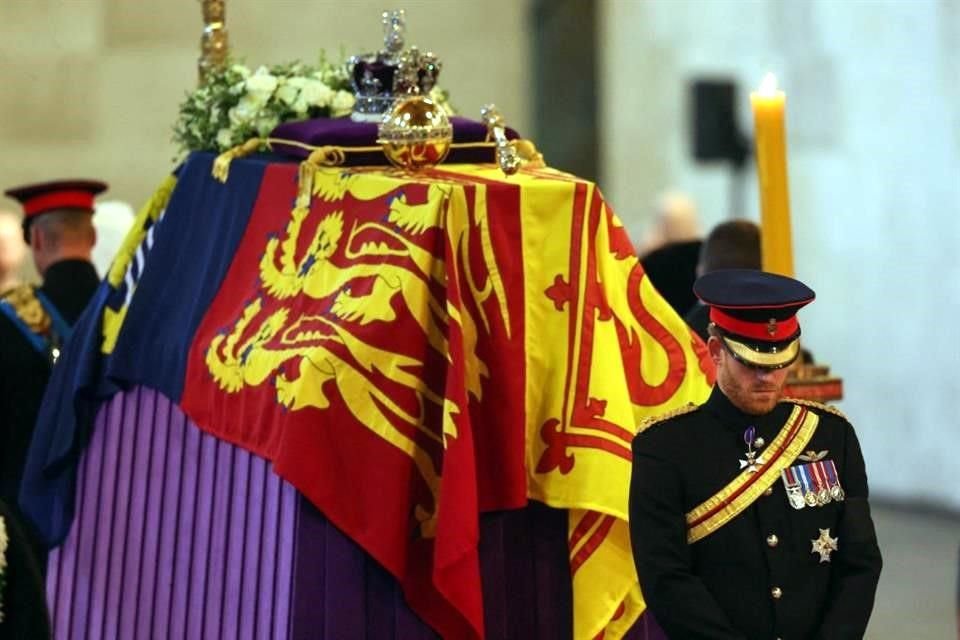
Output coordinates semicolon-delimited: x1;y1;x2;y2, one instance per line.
709;337;790;415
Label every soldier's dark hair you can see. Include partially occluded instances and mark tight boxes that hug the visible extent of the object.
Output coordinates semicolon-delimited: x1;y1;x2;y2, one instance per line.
699;220;761;273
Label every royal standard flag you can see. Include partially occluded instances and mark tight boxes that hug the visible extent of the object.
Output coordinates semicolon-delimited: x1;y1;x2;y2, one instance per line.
23;152;713;639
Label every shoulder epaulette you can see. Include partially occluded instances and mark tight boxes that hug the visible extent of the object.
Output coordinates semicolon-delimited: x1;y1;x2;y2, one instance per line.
637;402;699;433
783;397;849;422
0;284;50;334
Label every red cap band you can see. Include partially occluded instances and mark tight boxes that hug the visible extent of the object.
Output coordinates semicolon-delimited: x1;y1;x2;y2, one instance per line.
22;190;95;218
710;307;799;342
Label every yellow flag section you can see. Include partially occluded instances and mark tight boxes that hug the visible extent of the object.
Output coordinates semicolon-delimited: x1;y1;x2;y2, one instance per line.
518;168;714;639
101;175;177;354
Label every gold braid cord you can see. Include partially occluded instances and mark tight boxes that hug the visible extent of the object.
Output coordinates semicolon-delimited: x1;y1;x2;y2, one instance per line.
212;138;265;183
211;137;547;184
783;397;849;421
511;139;546;168
636;402;699;433
1;284;50;335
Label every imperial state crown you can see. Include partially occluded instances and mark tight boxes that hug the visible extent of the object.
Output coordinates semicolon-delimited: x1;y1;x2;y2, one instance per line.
349;9;442;122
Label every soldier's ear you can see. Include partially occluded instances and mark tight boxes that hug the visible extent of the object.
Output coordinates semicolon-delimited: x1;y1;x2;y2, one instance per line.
29;224;43;251
707;335;724;365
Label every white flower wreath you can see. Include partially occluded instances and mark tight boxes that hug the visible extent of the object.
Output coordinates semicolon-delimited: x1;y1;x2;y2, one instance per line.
173;56;454;156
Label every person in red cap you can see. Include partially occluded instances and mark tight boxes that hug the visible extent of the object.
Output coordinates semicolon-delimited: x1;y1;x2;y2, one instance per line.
0;179;105;576
629;269;881;640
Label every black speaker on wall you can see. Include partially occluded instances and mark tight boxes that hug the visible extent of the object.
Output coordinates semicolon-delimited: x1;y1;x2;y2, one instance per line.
690;79;750;168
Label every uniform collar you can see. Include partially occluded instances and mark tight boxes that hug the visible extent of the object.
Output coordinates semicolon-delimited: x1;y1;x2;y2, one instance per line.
703;385;794;436
43;259;98;291
703;385;762;433
41;259;99;319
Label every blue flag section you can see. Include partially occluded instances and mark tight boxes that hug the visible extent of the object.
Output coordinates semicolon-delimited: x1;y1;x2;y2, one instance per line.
19;152;269;546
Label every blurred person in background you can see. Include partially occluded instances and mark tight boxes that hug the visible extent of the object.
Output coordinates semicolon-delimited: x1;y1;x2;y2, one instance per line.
0;179;105;572
92;200;135;277
0;209;27;294
684;219;761;341
638;191;703;317
636;190;702;258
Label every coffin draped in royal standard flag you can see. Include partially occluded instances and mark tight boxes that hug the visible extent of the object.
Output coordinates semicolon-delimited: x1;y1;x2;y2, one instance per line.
21;149;714;640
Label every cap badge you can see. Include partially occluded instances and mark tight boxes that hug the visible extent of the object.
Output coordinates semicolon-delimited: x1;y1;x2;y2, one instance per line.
766;318;777;336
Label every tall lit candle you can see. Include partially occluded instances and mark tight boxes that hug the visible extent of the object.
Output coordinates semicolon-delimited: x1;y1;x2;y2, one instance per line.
750;73;794;277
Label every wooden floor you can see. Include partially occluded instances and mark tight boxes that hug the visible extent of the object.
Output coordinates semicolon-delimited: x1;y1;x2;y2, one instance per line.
867;503;960;639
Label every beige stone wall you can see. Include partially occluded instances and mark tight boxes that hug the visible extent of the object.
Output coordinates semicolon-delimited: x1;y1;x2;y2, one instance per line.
0;0;532;213
600;0;960;511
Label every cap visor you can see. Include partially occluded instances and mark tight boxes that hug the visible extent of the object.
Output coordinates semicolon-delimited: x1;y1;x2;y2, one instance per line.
722;336;800;369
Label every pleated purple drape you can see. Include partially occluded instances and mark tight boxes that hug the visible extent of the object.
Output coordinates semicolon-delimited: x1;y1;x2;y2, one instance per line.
46;387;665;639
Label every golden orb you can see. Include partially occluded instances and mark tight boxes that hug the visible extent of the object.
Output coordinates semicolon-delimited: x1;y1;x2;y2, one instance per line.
377;96;452;170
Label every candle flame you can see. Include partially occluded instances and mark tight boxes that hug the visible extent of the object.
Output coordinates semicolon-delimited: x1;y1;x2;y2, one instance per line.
758;72;779;95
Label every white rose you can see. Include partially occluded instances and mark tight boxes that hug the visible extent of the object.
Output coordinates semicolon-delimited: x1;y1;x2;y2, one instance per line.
330;90;356;117
230;64;251;78
291;95;309;114
229;95;260;126
301;79;333;109
216;128;235;149
275;82;299;106
245;66;278;101
255;115;280;137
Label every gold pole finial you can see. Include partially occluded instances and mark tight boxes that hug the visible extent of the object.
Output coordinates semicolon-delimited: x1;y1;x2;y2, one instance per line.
198;0;229;84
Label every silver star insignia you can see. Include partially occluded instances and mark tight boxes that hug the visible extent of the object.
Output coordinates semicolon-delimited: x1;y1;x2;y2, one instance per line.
811;528;839;563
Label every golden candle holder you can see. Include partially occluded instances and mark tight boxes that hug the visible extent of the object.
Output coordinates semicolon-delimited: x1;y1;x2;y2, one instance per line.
198;0;229;84
784;361;843;403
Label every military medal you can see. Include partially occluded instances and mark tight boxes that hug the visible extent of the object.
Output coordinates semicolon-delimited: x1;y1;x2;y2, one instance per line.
823;459;845;501
793;464;815;507
780;467;806;510
811;528;839;563
739;426;765;473
810;462;832;506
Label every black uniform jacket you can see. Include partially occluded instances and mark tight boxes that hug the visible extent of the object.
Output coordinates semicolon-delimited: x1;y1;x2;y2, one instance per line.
0;260;98;518
0;498;52;639
629;387;882;640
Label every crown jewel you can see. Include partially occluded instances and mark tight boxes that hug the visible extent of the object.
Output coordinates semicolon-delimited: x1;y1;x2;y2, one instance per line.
349;10;442;122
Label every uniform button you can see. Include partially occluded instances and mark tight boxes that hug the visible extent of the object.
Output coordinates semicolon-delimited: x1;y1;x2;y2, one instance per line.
766;534;779;547
754;437;765;448
763;486;774;496
771;586;783;599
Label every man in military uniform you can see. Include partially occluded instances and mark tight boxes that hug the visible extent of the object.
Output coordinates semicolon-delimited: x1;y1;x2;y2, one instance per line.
629;269;882;640
0;179;104;568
